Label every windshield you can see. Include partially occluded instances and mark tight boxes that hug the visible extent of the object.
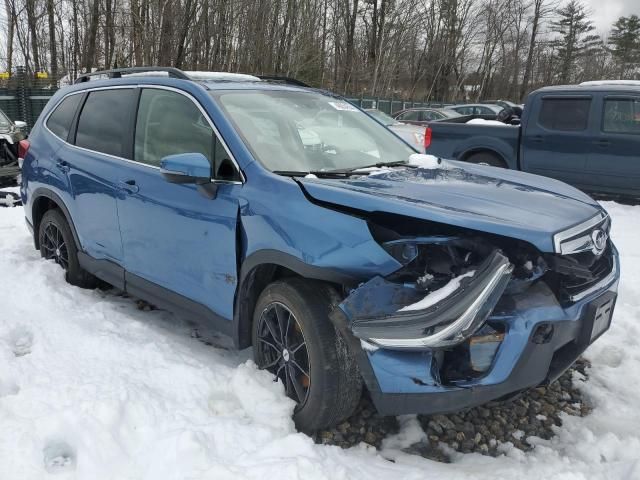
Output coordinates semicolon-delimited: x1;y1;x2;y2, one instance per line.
0;110;11;132
212;90;415;173
365;109;396;126
439;109;461;118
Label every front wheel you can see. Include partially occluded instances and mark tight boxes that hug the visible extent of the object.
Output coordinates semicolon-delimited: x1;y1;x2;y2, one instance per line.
252;278;362;431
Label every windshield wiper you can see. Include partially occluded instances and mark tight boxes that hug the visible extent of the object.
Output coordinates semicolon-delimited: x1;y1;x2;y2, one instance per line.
273;170;357;178
341;160;410;172
273;160;410;178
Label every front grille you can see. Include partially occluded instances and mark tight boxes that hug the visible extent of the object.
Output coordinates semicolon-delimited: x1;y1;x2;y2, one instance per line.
553;212;609;256
545;244;614;304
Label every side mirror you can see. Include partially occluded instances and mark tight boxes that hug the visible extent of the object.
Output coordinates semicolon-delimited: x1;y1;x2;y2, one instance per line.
14;120;27;129
160;153;211;184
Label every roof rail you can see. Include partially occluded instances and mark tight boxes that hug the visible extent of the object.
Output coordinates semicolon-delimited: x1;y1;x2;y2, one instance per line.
579;80;640;87
75;67;191;84
257;75;310;87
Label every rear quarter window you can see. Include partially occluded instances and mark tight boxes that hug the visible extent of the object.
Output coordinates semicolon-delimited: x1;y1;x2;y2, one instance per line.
46;94;83;141
603;98;640;134
538;98;591;131
75;89;136;158
398;110;421;121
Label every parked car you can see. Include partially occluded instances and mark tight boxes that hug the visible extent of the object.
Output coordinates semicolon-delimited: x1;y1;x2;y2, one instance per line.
392;107;465;124
480;100;524;123
424;83;640;198
480;100;524;108
21;68;619;432
0;109;27;187
445;103;504;120
365;108;427;152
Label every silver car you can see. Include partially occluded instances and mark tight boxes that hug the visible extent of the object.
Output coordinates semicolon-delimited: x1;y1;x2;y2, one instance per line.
445;104;504;119
365;109;428;153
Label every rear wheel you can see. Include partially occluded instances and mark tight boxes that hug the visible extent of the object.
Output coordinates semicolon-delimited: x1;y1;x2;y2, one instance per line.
38;209;97;288
252;278;362;431
467;151;506;168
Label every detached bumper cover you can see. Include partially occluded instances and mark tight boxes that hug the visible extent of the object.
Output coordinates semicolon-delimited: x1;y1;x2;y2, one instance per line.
331;246;620;417
339;250;513;349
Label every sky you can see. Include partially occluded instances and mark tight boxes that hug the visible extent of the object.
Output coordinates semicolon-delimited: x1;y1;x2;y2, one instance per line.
583;0;638;34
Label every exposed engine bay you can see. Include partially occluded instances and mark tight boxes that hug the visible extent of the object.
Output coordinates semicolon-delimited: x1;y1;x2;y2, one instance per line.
0;134;21;188
336;214;615;385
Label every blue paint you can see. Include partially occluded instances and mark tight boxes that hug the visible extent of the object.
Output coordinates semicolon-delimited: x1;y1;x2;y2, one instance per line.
20;74;621;412
160;153;212;180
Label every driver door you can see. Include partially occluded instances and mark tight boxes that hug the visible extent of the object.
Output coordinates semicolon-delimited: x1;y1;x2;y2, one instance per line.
117;87;242;324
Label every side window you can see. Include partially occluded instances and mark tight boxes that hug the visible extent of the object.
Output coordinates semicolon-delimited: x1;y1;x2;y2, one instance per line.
134;89;214;168
76;89;136;157
423;111;437;121
479;106;494;115
603;98;640;134
46;94;83;141
398;110;421;121
539;98;591;131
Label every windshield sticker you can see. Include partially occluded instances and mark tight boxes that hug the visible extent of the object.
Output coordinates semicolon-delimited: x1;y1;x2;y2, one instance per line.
328;101;358;112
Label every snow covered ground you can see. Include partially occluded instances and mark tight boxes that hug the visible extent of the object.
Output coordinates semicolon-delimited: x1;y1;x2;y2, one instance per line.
1;193;639;479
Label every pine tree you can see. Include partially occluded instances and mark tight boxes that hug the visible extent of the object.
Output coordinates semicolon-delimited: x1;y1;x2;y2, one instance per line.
551;0;600;84
609;15;640;79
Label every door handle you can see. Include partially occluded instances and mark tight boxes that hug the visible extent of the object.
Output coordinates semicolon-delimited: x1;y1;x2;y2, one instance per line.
594;139;611;147
530;135;544;143
55;160;70;173
117;179;139;194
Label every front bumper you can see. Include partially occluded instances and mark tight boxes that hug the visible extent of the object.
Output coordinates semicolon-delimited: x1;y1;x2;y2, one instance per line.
333;248;620;416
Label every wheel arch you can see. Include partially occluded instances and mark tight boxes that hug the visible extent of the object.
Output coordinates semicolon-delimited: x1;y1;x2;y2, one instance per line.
460;148;508;167
31;188;81;250
233;250;356;349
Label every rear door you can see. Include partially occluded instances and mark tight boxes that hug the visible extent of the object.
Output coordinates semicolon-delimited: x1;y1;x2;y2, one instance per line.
63;87;137;285
116;87;241;324
520;95;595;187
585;95;640;196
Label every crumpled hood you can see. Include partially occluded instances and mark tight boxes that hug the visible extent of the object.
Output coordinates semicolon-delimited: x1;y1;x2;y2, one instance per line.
298;160;603;253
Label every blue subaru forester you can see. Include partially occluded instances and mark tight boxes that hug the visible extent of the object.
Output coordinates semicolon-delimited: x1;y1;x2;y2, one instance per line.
20;68;619;431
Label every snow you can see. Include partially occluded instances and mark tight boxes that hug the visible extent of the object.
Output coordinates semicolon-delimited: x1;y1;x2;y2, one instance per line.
399;271;475;312
466;118;514;126
360;339;380;353
407;153;442;169
1;192;640;479
352;166;393;176
0;187;20;207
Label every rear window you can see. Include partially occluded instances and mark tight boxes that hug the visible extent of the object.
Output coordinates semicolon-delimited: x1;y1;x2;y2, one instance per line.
603;98;640;134
397;110;421;121
75;89;135;157
46;94;83;141
539;98;591;131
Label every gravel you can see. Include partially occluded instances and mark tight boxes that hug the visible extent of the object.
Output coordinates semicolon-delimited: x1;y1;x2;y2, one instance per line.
313;358;592;462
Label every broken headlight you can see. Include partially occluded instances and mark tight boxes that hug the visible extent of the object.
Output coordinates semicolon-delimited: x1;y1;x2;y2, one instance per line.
339;246;513;350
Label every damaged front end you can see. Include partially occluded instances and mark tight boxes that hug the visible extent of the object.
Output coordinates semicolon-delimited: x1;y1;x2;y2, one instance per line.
331;214;618;416
341;248;513;350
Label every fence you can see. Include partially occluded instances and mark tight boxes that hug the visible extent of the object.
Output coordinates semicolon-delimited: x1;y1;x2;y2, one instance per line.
0;67;450;132
345;97;451;115
0;67;61;132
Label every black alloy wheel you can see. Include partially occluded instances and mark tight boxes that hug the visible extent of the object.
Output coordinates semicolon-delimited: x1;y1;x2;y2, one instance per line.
40;221;70;270
255;301;311;406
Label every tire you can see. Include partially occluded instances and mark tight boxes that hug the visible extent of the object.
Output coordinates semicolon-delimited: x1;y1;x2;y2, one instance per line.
467;151;506;168
252;278;362;431
38;209;97;288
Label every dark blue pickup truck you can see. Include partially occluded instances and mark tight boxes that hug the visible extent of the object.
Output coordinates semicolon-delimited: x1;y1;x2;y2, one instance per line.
425;83;640;198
